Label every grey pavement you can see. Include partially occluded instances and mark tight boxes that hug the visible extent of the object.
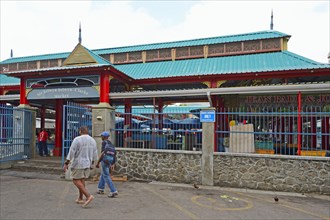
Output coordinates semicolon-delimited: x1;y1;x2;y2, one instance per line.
1;169;329;220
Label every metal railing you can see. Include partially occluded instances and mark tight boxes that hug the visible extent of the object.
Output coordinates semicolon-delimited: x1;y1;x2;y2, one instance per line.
114;105;329;157
114;107;202;151
62;102;92;165
0;104;33;162
216;106;329;156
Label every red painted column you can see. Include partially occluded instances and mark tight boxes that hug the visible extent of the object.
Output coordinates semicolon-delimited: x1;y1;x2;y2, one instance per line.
53;99;63;156
210;81;217;152
158;99;163;133
297;92;302;155
20;78;29;105
288;118;293;145
322;117;329;150
0;88;6;138
218;97;226;152
99;73;109;103
210;81;217;89
211;95;218;152
0;88;5;104
310;110;317;148
210;81;221;152
124;99;132;140
281;117;286;147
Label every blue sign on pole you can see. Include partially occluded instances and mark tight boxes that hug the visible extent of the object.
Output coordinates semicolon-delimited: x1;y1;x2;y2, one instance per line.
200;110;215;122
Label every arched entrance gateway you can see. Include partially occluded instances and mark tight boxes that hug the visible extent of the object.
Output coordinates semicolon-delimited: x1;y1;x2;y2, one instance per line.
0;43;131;158
1;30;330;161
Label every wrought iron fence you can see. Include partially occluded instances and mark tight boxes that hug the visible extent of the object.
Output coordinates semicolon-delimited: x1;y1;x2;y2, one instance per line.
0;104;33;162
114;105;329;157
216;106;329;156
114;106;202;151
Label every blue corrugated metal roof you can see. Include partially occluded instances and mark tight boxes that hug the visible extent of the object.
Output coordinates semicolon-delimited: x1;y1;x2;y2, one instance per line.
114;51;330;79
1;51;329;87
0;74;20;86
1;52;70;64
1;30;289;64
94;30;290;54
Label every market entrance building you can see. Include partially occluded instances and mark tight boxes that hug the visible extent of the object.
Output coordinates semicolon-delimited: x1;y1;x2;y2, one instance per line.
1;30;329;158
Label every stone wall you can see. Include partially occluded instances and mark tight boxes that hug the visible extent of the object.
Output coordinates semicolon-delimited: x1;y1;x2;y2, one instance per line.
116;149;330;194
116;148;202;184
214;153;330;194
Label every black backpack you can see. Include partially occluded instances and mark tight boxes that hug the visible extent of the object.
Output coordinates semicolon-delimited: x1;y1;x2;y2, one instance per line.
103;141;116;165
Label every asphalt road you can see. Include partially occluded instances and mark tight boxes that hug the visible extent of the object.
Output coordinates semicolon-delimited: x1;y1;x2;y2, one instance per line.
1;170;329;220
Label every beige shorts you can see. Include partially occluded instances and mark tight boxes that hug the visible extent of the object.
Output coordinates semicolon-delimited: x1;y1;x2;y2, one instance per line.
71;168;90;179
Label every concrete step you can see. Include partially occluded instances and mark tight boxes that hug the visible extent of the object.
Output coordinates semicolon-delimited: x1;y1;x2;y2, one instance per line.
9;158;128;182
11;157;64;175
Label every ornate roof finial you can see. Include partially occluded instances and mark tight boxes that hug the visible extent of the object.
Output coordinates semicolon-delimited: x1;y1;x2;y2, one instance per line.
10;49;13;58
270;9;274;30
78;22;82;44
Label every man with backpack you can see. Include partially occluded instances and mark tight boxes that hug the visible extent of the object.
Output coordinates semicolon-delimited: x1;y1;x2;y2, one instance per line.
96;131;118;198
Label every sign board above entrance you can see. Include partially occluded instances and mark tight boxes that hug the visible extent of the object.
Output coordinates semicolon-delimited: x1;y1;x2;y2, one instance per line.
243;94;329;106
27;87;99;100
200;110;215;123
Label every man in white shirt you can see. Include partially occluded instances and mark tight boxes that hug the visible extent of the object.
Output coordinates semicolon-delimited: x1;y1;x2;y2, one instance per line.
63;126;98;208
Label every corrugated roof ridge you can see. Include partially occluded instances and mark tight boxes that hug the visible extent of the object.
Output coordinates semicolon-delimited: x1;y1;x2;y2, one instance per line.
93;30;290;53
81;45;113;65
282;51;330;66
1;30;289;64
1;51;70;63
115;51;330;80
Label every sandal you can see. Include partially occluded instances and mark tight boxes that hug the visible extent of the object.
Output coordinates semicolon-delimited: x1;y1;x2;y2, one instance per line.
82;195;94;208
75;199;85;204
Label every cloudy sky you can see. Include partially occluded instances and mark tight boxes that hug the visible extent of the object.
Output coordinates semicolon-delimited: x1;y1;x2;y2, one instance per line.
0;1;329;63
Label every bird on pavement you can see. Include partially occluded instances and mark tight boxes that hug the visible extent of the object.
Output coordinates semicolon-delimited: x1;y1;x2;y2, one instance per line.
274;195;279;202
193;183;200;189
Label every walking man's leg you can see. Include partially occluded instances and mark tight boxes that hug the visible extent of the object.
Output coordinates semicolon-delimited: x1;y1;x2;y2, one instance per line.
76;179;84;203
97;168;105;193
73;179;94;207
102;163;117;197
